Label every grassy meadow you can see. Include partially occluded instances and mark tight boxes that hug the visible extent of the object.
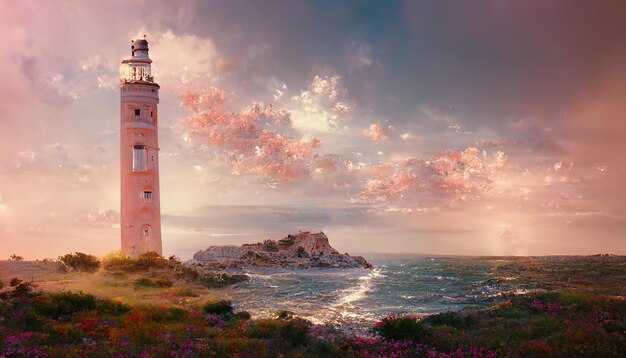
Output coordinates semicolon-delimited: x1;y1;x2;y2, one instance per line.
0;253;624;357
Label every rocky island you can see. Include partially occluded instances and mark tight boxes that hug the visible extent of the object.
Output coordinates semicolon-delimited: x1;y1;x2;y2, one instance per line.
192;231;372;270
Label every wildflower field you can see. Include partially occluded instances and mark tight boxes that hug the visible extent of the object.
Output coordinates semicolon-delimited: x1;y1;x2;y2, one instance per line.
0;253;624;357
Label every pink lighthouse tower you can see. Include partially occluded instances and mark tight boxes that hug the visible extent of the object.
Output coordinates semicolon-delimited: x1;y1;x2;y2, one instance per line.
119;37;162;256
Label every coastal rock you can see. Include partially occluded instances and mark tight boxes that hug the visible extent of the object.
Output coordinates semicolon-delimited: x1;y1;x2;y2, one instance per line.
192;231;373;270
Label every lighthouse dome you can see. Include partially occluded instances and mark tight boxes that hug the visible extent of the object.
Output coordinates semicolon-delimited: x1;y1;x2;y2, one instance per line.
132;38;150;59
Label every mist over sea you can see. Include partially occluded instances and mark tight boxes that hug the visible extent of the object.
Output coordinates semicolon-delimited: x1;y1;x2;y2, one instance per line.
219;255;538;331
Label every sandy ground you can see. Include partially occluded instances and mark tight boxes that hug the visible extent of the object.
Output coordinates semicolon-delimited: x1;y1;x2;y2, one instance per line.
0;260;228;306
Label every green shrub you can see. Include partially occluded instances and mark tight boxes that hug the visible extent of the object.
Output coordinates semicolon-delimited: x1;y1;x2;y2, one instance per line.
12;281;35;297
102;251;134;271
263;240;279;252
137;305;188;323
171;287;202;297
280;318;310;346
9;277;22;286
96;298;131;314
246;318;310;346
374;315;428;342
172;263;200;281
423;311;476;329
160;306;188;322
0;300;10;318
496;308;525;319
275;310;295;320
103;251;170;272
36;291;97;318
246;319;284;339
235;311;252;320
7;278;36;297
134;277;173;288
203;300;233;317
278;235;296;248
135;251;171;270
9;254;23;261
21;310;47;331
556;290;595;310
59;252;101;272
200;272;249;288
515;315;562;340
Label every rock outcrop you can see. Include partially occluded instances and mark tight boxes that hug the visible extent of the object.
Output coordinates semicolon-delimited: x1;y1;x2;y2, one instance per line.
192;232;372;270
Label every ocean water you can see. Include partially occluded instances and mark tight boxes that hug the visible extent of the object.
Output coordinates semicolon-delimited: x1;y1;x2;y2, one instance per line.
223;255;535;331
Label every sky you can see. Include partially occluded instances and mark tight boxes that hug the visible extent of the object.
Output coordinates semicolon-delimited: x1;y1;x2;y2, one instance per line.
0;0;625;259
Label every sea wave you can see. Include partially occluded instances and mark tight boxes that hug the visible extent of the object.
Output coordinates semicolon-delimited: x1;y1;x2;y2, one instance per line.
230;257;538;330
339;268;382;304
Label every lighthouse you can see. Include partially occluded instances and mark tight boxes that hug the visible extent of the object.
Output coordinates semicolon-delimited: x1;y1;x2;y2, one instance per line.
119;37;162;256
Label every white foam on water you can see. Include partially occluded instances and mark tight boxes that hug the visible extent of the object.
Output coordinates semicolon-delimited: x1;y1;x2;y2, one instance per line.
339;268;382;304
301;268;385;327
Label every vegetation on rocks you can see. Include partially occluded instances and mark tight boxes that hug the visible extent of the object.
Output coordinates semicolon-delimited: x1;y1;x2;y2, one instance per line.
101;251;249;289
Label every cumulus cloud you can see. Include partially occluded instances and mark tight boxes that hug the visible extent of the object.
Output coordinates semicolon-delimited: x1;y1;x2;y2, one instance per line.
11;143;105;184
15;143;69;170
363;122;394;141
147;30;218;89
358;147;507;204
84;210;119;228
291;75;351;131
75;29;219;93
181;87;324;181
448;124;472;134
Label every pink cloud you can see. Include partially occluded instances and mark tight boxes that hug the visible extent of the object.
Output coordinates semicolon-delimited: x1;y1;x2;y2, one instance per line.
291;75;351;130
181;87;322;181
359;147;507;203
84;210;119;228
182;87;510;205
363;122;394;141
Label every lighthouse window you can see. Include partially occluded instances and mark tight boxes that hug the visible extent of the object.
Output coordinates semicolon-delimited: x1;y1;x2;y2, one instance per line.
143;191;153;202
143;228;150;236
134;109;140;116
132;145;147;172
